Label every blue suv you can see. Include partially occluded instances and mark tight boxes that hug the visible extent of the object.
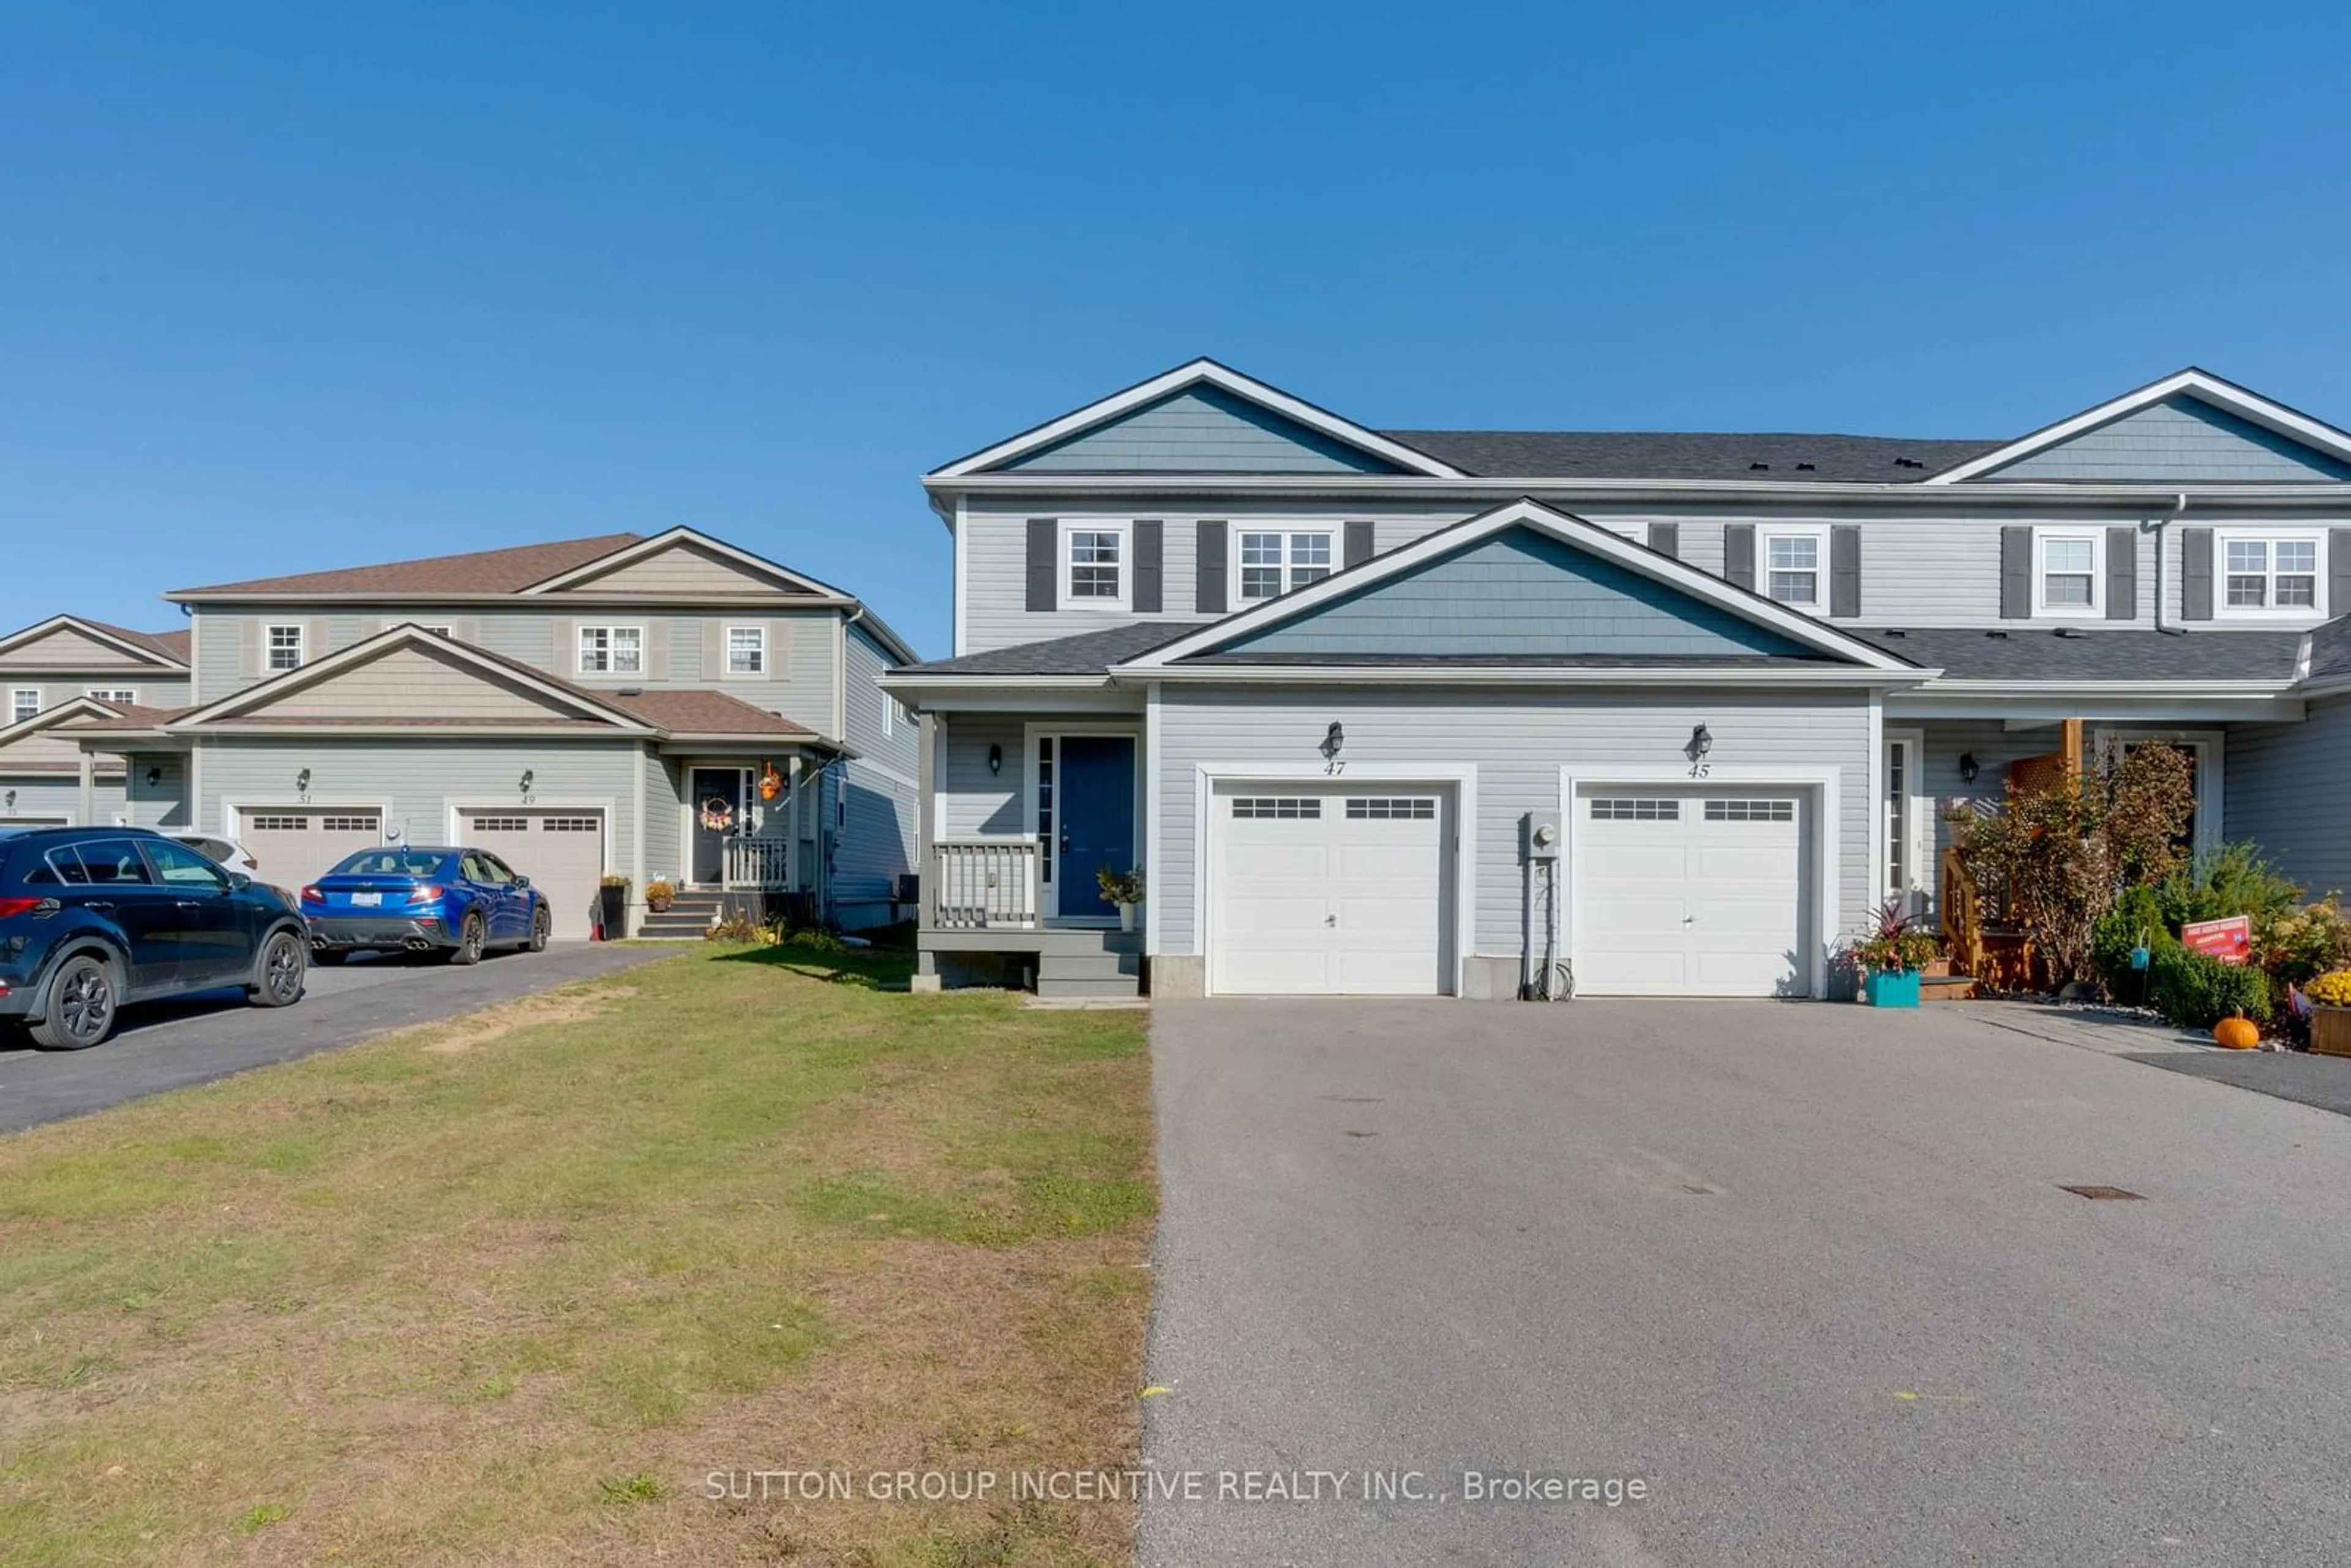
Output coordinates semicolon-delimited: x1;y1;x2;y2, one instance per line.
0;827;310;1050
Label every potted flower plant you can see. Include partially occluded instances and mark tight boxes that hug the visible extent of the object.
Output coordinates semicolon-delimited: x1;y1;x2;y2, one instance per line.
1848;897;1941;1008
645;877;677;914
1097;866;1146;932
2306;969;2351;1056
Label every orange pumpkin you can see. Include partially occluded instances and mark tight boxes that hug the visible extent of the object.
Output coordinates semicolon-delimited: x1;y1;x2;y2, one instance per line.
2213;1015;2260;1051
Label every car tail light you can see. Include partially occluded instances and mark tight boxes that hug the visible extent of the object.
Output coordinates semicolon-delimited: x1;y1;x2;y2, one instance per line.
410;885;442;902
0;897;40;918
300;884;324;904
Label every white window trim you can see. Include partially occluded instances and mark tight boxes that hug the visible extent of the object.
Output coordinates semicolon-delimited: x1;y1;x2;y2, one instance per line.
265;623;306;671
2033;527;2105;618
10;688;42;723
1059;520;1132;613
1023;724;1145;923
1231;527;1338;603
723;624;767;679
576;623;647;676
1884;727;1929;912
1757;525;1831;610
2213;527;2328;620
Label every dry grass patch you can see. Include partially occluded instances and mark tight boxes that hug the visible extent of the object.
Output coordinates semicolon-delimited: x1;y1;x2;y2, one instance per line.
0;943;1153;1566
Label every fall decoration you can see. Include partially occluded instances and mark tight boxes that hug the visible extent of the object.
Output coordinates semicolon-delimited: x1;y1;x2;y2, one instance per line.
758;760;783;802
2213;1013;2260;1051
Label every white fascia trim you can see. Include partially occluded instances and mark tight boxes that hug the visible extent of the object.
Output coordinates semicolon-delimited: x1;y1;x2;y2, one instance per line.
1560;763;1842;1000
927;358;1466;481
1117;499;1915;672
930;472;2351;505
1128;665;1936;689
1191;761;1477;998
1912;678;2295;697
170;625;656;732
519;525;849;598
0;614;187;670
1927;369;2351;484
0;694;133;746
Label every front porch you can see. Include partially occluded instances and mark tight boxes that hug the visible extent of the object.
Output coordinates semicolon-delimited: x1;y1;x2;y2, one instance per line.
915;834;1143;998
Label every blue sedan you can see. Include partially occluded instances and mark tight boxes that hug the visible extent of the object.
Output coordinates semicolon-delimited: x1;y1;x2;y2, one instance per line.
300;846;550;965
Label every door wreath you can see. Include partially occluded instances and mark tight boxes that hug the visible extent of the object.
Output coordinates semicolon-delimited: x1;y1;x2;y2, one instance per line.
698;797;736;834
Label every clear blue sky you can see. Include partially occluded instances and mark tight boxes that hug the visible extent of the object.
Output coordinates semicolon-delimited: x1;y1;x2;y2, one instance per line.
7;2;2347;658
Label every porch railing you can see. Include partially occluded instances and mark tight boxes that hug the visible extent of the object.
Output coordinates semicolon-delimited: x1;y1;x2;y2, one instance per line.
724;835;793;890
932;837;1039;929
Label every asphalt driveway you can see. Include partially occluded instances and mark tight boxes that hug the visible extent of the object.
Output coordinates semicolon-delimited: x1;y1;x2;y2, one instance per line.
0;942;676;1135
1143;998;2351;1567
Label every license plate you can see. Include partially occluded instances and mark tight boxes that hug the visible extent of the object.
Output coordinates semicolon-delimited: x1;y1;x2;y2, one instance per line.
351;891;381;907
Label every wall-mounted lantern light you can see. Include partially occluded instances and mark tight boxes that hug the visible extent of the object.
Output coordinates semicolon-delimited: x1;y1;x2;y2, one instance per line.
986;743;1003;775
1319;721;1345;774
1685;723;1714;777
296;767;312;794
3;789;13;812
145;766;162;787
1959;752;1980;785
520;768;535;796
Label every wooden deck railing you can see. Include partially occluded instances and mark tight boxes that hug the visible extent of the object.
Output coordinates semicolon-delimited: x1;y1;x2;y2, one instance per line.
723;836;793;890
932;838;1040;929
1939;845;1984;983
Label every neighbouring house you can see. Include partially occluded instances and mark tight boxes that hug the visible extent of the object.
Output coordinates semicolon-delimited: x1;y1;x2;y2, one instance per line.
39;528;918;937
0;617;192;830
885;359;2351;1000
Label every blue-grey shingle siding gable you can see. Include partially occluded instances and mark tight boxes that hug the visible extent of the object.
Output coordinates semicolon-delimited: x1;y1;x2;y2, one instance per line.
1217;527;1818;660
996;386;1407;475
1982;396;2351;482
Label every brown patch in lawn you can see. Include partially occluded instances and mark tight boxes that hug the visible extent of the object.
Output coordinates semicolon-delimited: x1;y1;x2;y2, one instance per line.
418;985;639;1053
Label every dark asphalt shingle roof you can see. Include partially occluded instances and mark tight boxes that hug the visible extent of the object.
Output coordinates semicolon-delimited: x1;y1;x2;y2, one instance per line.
1384;430;2003;483
1857;627;2306;681
1180;651;1847;668
894;621;1194;676
2304;617;2351;684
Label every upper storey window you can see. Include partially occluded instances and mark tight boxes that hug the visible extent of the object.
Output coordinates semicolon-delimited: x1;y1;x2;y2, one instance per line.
1762;530;1823;607
1065;527;1125;606
266;624;306;671
578;625;643;675
1238;531;1333;600
726;625;767;676
2225;536;2319;611
2035;530;2104;617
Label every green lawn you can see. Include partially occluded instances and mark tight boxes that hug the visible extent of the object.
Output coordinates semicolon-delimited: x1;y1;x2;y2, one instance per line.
0;943;1155;1566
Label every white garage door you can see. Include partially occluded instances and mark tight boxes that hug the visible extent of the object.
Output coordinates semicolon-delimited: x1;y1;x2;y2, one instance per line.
1575;790;1809;997
457;808;607;940
238;808;386;884
1210;786;1450;996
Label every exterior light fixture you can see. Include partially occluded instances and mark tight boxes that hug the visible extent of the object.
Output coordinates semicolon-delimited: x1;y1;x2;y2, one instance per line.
145;767;162;787
520;768;535;794
2;789;13;811
296;767;312;794
1959;752;1980;785
1319;721;1345;774
1686;724;1714;777
987;743;1003;775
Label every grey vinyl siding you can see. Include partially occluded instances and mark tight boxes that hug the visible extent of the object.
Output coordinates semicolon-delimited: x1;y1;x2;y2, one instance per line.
189;607;840;729
1919;721;2063;863
1150;686;1873;970
2227;699;2351;899
1983;397;2351;482
644;754;683;885
0;775;128;825
940;716;1027;836
995;385;1403;475
127;754;190;828
194;737;642;877
834;624;918;917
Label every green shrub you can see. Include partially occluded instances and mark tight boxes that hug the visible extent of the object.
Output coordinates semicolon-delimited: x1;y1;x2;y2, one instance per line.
2154;842;2303;932
2147;945;2271;1029
2258;898;2351;990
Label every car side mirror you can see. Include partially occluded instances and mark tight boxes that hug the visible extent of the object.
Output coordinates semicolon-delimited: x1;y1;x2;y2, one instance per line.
227;872;253;891
512;874;531;888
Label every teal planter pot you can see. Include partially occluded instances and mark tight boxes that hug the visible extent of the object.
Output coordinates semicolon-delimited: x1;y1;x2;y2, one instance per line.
1862;969;1922;1008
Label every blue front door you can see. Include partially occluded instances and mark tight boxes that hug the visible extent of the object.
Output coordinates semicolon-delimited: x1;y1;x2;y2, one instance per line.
1056;736;1135;918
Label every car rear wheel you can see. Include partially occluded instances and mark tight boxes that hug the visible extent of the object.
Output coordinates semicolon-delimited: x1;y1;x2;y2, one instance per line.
446;912;486;966
527;903;551;953
248;930;307;1008
29;955;118;1050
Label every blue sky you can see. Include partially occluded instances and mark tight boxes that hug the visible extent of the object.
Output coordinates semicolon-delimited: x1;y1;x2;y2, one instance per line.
6;2;2347;656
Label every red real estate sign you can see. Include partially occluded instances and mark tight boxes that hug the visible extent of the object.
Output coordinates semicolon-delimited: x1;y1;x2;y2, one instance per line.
2181;915;2253;966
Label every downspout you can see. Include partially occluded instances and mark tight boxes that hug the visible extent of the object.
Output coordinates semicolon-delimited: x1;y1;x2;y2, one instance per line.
2154;492;2188;635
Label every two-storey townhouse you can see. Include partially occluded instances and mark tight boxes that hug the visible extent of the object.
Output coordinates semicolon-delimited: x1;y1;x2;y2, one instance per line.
58;528;919;936
886;360;2351;1000
0;617;192;830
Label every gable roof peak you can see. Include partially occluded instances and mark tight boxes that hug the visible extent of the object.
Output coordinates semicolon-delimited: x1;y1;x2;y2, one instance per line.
1927;366;2351;484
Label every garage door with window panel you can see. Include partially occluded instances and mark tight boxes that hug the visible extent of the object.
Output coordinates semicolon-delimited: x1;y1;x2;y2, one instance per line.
1575;790;1808;997
238;809;386;883
456;808;607;940
1209;786;1451;996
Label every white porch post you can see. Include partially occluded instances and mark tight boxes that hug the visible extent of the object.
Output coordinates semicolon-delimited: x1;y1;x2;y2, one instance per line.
77;751;96;825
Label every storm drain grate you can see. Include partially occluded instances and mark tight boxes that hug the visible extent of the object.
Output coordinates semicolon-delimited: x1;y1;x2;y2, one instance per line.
2060;1184;2145;1201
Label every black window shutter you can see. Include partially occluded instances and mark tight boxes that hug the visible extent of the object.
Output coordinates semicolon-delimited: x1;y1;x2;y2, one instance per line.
1999;526;2031;619
2181;527;2214;621
1024;518;1057;612
1344;519;1374;569
1196;520;1228;615
1829;525;1861;618
1723;524;1755;590
1133;520;1163;613
1647;522;1679;559
2331;528;2351;617
2105;525;2137;621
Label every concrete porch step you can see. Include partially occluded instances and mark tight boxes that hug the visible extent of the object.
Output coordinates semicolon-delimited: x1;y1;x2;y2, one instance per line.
1038;949;1143;983
1922;975;1979;1001
1037;973;1142;1000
